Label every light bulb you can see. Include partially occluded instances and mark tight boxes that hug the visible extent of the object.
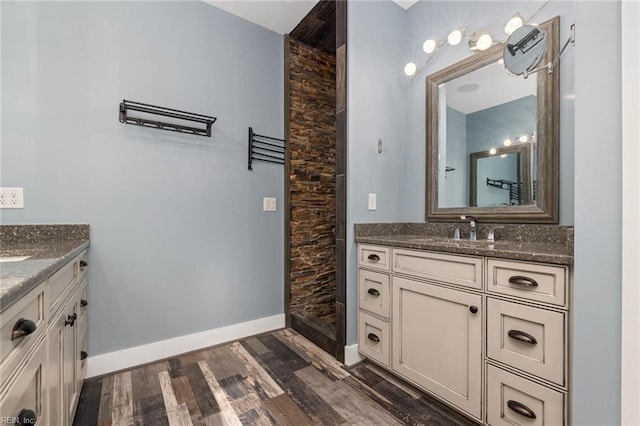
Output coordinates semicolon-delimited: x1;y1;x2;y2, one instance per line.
448;29;463;46
505;13;524;35
404;62;417;76
423;39;437;54
500;154;508;158
503;138;512;147
519;135;529;143
476;32;493;51
489;148;497;155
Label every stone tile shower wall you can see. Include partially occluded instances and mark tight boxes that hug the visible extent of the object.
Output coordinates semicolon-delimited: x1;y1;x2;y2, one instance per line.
289;39;337;327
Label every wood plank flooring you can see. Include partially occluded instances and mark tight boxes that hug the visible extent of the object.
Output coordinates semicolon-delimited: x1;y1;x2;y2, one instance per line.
73;329;478;426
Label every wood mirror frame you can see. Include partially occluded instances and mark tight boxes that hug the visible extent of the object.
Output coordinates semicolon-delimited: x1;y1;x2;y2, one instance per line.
426;16;559;223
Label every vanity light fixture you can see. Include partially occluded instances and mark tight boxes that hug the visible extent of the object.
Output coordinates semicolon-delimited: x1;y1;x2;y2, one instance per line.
503;138;512;147
500;154;508;158
468;29;494;51
519;134;529;143
505;13;524;35
489;148;497;155
404;62;418;76
423;39;438;54
447;29;464;46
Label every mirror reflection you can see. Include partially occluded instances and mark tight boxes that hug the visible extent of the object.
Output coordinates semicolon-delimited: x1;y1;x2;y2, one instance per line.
437;60;537;208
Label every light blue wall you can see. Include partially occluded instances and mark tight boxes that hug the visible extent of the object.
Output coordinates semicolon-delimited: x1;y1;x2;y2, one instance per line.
404;1;575;225
1;1;285;356
346;0;407;344
573;2;621;424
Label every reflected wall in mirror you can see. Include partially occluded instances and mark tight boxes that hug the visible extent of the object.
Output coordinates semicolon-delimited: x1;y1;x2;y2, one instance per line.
427;16;559;223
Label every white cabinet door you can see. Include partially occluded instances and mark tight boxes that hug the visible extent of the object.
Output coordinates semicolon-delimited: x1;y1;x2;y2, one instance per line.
47;309;65;426
392;276;482;419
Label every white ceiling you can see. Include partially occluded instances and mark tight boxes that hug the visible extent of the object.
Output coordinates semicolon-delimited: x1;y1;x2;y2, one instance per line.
205;0;417;35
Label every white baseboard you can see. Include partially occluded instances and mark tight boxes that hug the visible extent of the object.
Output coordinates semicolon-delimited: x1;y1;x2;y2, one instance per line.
344;343;365;366
86;313;285;378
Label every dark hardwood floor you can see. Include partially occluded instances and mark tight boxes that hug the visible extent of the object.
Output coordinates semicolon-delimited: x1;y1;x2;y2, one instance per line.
73;329;477;425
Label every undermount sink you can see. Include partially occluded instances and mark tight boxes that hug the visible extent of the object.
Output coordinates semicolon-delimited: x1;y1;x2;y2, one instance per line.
0;256;31;263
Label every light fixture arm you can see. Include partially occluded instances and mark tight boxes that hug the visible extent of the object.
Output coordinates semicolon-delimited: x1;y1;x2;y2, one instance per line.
410;46;445;82
523;24;575;79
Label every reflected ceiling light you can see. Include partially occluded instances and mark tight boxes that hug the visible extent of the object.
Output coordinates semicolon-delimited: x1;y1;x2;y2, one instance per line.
489;148;497;155
448;29;464;46
519;134;529;142
504;13;524;35
500;154;508;158
404;62;417;76
503;138;512;147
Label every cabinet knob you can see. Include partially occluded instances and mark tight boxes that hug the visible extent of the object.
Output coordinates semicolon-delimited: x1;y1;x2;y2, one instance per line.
65;315;76;327
367;254;380;261
469;305;479;314
367;288;380;296
507;400;537;419
508;275;538;288
18;408;37;424
508;329;538;345
11;318;37;340
367;333;380;342
81;351;88;360
80;260;88;268
81;299;88;307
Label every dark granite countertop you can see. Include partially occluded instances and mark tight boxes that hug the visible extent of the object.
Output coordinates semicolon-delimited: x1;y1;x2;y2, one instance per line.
0;225;90;313
355;223;573;265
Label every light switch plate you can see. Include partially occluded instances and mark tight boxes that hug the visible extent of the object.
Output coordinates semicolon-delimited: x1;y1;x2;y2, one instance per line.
368;193;376;211
263;197;277;212
0;187;24;209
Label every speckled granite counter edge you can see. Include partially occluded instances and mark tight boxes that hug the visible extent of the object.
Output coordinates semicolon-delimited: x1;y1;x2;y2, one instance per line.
0;240;89;313
355;235;573;265
0;224;90;244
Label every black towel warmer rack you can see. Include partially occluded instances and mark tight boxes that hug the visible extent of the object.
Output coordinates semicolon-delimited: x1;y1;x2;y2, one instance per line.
248;127;286;170
119;99;217;137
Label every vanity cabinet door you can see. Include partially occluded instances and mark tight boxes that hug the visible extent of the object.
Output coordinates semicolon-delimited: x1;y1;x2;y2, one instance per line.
392;277;482;419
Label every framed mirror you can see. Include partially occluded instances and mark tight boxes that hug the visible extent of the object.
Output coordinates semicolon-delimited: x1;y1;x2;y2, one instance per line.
426;16;559;223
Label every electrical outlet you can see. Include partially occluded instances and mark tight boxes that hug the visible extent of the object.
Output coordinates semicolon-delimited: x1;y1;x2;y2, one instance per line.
263;197;277;212
368;193;376;211
0;187;24;209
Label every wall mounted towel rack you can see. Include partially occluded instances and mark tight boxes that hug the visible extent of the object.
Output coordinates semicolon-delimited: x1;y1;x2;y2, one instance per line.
119;100;217;137
248;127;286;170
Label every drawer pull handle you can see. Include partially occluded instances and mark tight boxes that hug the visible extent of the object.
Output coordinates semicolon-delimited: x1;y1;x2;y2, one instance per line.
367;333;380;342
469;305;479;314
508;329;538;345
81;351;88;360
65;314;76;327
507;400;537;419
80;260;88;268
367;254;380;262
11;318;37;340
81;299;88;307
367;288;380;296
18;408;37;424
508;275;539;288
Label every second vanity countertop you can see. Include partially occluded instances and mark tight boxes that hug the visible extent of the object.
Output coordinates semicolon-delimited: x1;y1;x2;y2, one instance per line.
0;225;90;313
355;223;574;266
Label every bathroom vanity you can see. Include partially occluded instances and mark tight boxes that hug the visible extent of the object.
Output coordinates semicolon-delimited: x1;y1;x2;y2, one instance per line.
355;223;573;425
0;225;90;426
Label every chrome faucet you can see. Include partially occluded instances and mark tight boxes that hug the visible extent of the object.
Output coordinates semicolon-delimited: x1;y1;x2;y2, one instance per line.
461;215;477;241
487;226;503;242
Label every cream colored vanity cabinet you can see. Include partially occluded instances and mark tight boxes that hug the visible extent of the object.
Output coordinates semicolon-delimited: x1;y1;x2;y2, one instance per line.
485;259;570;426
358;245;484;421
46;249;88;426
357;244;572;425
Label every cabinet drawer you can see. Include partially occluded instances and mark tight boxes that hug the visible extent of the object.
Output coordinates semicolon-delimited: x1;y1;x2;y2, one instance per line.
487;298;565;386
358;245;391;271
358;269;390;319
487;259;567;307
49;258;79;317
358;311;390;367
0;338;46;425
487;365;565;426
393;249;482;289
0;283;46;381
